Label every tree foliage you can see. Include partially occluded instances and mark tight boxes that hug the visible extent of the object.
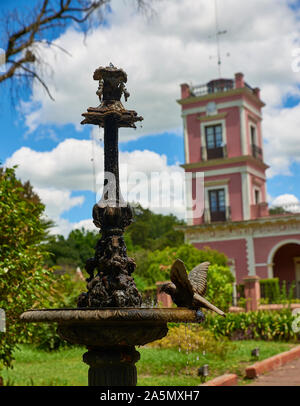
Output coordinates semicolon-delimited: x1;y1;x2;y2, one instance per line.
269;206;290;215
45;229;99;269
127;205;185;250
26;272;86;351
44;205;185;271
0;166;53;368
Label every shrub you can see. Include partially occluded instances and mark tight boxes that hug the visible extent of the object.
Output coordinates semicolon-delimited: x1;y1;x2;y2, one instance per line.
260;278;297;304
0;167;53;369
204;309;300;341
205;264;234;312
24;272;86;351
147;324;230;358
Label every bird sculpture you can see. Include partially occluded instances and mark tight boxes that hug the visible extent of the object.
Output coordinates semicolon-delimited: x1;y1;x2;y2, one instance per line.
160;259;226;319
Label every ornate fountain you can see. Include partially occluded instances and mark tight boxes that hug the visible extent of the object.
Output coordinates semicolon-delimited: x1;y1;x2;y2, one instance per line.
20;64;202;386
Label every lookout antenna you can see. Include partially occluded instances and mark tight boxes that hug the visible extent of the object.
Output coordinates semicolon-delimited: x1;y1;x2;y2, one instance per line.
209;0;229;77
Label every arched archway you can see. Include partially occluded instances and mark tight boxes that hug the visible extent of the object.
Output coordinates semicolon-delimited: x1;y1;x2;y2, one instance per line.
268;239;300;298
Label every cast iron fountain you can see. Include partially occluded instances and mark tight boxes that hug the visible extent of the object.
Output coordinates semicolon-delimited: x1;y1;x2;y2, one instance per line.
20;64;204;386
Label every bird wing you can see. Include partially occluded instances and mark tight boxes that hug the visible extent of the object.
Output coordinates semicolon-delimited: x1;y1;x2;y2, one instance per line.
170;259;194;297
188;261;210;296
193;293;226;317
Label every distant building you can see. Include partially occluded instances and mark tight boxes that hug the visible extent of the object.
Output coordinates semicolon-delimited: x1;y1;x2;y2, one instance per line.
178;72;300;296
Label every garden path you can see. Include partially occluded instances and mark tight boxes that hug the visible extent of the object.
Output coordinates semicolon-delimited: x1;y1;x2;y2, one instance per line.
247;357;300;386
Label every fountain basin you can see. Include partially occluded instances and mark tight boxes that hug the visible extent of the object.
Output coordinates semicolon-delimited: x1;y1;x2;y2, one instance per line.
21;308;203;386
20;308;201;347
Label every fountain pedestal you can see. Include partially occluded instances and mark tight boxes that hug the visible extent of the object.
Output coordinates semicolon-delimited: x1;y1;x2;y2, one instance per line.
83;346;140;386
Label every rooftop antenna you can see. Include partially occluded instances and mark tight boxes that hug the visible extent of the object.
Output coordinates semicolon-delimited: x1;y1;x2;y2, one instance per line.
210;0;229;78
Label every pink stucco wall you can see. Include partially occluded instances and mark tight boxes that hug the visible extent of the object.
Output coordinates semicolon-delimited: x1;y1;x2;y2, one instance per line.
193;239;248;284
255;265;269;279
224;107;242;157
186;113;201;163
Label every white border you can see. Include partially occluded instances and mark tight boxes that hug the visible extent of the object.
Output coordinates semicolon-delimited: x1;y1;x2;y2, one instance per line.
240;106;248;155
187;228;300;244
197;164;266;180
241;172;251;220
181;99;262;120
246;236;256;275
183;115;190;164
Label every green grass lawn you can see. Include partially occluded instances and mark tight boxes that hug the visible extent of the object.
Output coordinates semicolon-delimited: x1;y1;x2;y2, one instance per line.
1;340;297;386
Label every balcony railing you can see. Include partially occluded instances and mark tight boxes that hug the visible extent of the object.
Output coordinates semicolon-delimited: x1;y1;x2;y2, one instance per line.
189;78;259;98
251;144;263;160
201;145;227;161
203;206;231;223
191;79;234;97
251;202;269;219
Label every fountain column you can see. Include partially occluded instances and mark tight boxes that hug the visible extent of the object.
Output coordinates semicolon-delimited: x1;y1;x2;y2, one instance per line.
83;346;140;386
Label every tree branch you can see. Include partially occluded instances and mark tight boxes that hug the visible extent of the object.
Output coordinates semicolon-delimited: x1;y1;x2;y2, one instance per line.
0;0;153;101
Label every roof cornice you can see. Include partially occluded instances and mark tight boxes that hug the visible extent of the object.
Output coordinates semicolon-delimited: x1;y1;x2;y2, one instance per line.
177;87;265;109
181;155;269;171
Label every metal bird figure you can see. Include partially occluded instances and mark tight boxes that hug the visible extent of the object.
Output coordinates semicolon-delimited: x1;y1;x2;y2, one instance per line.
160;259;226;318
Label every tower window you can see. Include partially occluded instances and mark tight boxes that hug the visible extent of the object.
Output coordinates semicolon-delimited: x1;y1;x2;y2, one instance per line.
208;188;226;222
254;189;260;205
250;125;256;145
205;125;224;159
250;124;263;160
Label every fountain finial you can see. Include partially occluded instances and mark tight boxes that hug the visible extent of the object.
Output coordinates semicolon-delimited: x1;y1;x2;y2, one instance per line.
81;64;142;127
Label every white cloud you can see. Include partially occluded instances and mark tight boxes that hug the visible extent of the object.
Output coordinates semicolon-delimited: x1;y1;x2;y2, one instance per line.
49;217;96;237
5;138;97;191
270;193;300;212
31;187;86;236
271;193;299;204
263;104;300;177
72;218;95;231
35;187;85;218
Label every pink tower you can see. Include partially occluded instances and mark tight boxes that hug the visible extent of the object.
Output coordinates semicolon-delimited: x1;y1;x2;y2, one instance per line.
178;73;300;297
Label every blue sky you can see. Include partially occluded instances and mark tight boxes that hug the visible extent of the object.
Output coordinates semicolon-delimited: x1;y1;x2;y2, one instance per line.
1;0;300;235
